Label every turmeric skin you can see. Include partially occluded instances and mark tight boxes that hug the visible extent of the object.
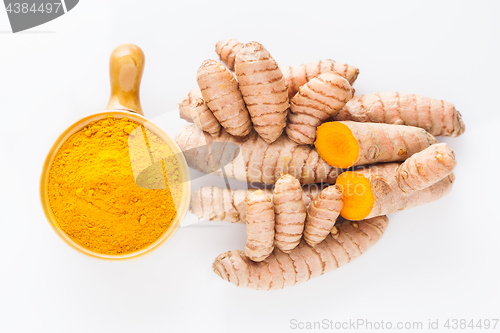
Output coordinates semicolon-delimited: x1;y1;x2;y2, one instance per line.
213;216;389;290
335;92;465;137
215;39;360;98
175;124;342;185
189;186;324;223
235;41;289;144
47;116;179;255
197;59;251;137
286;72;354;145
273;175;306;253
244;190;275;262
303;185;343;247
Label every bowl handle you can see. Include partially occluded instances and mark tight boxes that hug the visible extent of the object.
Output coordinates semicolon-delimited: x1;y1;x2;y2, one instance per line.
105;43;145;115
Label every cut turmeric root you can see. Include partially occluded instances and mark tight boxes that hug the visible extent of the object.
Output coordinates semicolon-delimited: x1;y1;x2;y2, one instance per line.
209;142;456;289
335;143;456;220
337;168;454;220
175;124;341;185
178;38;464;291
315;121;438;168
212;215;389;290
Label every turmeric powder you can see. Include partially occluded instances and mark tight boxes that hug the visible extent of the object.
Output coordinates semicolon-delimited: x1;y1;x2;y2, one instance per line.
47;116;180;255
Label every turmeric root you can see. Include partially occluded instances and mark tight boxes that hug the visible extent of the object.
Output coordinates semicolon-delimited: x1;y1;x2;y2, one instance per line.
212;215;389;290
303;185;343;246
273;175;307;253
178;88;221;137
197;60;252;137
315;121;438;168
175;125;341;185
178;88;201;122
335;92;465;137
336;162;455;221
244;190;275;262
397;143;456;193
235;42;289;144
191;105;221;137
189;186;324;223
215;39;243;71
184;39;361;141
281;60;360;99
215;39;360;99
286;73;354;145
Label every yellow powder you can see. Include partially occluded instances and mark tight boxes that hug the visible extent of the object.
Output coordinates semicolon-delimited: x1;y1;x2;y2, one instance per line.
47;116;182;255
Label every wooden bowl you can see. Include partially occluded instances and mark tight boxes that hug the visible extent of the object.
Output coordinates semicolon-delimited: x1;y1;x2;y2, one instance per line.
40;44;191;260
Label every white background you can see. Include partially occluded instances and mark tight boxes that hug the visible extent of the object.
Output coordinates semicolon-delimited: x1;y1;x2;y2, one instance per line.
1;1;499;332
